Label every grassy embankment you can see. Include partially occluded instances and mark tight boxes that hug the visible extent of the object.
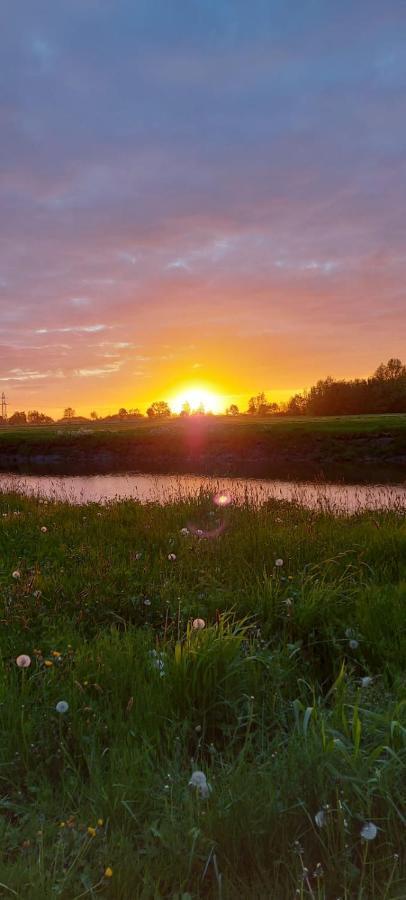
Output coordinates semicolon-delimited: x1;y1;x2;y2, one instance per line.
1;414;406;478
0;489;405;898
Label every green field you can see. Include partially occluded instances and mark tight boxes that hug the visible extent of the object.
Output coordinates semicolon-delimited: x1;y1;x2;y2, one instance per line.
0;490;405;898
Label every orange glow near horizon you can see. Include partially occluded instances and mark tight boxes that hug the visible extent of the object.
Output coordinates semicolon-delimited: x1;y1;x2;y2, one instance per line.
168;384;223;414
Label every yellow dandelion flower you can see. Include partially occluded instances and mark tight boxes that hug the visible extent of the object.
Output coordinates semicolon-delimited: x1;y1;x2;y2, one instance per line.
51;650;61;657
44;660;53;668
104;867;113;878
97;818;104;826
59;821;66;828
87;826;96;838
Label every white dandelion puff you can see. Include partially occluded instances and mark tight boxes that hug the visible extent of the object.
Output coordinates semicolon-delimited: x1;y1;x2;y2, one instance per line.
56;701;69;714
314;810;326;828
188;770;212;799
16;654;31;668
192;618;206;630
361;821;378;841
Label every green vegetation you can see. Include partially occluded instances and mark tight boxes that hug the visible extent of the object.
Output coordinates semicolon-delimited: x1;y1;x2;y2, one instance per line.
0;490;405;898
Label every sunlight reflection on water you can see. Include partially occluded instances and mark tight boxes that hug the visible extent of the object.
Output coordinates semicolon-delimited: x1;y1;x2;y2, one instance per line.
0;472;405;513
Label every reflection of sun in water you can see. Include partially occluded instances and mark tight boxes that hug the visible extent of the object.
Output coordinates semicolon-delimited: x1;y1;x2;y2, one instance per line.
171;387;222;414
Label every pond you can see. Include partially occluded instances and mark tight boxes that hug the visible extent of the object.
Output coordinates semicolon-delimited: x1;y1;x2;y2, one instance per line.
0;471;405;513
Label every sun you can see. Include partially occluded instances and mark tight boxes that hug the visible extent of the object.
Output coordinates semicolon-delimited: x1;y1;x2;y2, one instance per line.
170;386;222;414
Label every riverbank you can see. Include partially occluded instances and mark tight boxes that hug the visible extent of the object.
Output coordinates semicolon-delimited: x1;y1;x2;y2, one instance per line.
1;414;406;482
0;491;405;898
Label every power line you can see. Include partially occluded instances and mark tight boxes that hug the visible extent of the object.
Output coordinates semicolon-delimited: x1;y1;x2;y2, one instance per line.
1;392;7;420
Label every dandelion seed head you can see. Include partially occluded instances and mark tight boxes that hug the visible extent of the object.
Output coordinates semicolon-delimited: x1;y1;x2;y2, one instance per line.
40;526;48;533
361;821;378;841
167;553;176;561
361;676;373;687
16;654;31;668
188;770;212;798
315;810;326;828
349;639;359;650
12;570;21;579
192;618;205;630
55;701;69;714
275;558;284;567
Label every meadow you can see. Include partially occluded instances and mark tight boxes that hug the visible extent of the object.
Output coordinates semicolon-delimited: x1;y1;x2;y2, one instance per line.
0;489;405;898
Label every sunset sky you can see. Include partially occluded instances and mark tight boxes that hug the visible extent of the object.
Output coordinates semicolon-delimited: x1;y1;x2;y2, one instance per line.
1;1;406;416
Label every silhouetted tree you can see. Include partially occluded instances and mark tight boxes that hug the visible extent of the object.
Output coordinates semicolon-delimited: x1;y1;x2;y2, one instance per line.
247;393;279;415
90;411;98;420
27;410;54;424
179;402;191;417
118;408;128;419
63;407;75;419
146;401;171;418
225;404;239;416
9;411;27;425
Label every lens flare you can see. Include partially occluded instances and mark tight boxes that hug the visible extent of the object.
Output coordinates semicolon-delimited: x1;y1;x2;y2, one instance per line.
213;492;232;507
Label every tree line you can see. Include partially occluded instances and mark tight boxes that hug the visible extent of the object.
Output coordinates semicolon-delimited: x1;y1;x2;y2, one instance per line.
1;359;405;424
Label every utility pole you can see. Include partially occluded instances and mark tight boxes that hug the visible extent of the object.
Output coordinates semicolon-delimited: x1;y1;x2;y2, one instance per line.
1;392;7;421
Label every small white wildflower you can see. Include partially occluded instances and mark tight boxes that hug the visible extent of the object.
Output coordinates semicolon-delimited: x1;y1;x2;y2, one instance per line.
192;618;205;630
275;558;284;567
188;770;212;799
168;553;176;561
349;639;359;650
143;598;151;606
40;526;48;533
361;676;373;688
16;654;31;668
33;590;42;598
180;528;189;535
12;570;21;580
135;551;143;560
360;821;378;841
314;810;326;828
55;701;69;714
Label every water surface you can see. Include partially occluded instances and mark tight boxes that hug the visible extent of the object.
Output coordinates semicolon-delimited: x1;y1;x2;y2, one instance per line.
0;471;405;513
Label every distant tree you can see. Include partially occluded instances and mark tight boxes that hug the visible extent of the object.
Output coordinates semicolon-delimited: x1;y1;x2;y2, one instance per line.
90;411;98;420
146;401;171;418
247;393;278;415
27;410;54;424
63;407;75;419
9;411;27;425
179;401;191;417
192;402;205;416
225;404;239;416
128;408;143;417
286;393;307;416
373;358;405;381
118;407;128;419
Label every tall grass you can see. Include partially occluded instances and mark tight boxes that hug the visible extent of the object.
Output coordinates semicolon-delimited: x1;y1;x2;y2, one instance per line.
0;490;405;898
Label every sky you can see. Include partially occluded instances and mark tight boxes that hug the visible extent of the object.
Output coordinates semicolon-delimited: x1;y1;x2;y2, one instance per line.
1;0;406;416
